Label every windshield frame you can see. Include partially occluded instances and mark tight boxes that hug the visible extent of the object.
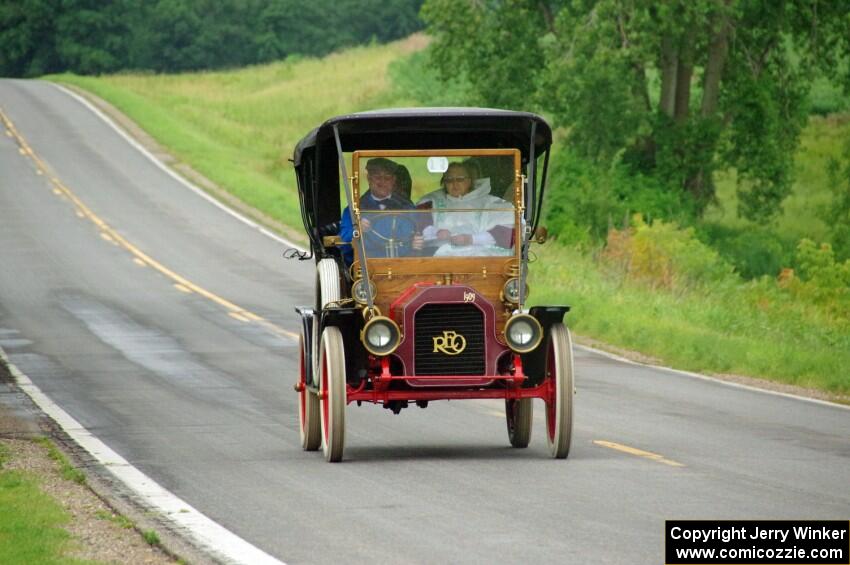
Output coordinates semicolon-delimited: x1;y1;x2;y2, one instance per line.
350;148;522;265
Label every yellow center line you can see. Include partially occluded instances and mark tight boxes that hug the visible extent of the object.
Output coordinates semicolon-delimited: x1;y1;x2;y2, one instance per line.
593;440;685;468
229;312;251;322
0;108;298;342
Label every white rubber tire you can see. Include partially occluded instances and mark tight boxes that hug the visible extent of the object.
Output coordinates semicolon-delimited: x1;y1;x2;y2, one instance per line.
545;324;574;459
313;258;341;378
317;258;341;307
298;333;321;451
319;326;346;462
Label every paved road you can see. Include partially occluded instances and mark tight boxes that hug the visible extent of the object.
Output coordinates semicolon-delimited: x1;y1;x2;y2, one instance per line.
1;79;848;564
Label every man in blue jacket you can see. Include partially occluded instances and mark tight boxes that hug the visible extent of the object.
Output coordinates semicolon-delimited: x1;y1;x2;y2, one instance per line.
339;158;423;263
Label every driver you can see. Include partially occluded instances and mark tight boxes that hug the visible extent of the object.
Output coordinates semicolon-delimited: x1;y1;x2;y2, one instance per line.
339;158;424;263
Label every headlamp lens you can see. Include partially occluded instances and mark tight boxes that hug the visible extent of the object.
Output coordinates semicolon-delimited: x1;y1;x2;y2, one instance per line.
367;322;392;347
504;314;542;353
361;316;401;356
508;319;534;345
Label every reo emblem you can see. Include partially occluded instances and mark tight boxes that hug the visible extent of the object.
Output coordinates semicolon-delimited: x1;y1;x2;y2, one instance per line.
432;330;467;355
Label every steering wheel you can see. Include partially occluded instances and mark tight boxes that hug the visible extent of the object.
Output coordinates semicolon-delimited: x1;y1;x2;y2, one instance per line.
361;213;420;258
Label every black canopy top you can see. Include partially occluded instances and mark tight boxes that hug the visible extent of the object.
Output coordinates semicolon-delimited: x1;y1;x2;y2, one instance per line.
293;107;552;166
292;108;552;255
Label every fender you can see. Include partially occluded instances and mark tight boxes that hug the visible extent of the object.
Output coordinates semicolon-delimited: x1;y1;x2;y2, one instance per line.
294;307;317;387
520;305;571;386
320;307;365;385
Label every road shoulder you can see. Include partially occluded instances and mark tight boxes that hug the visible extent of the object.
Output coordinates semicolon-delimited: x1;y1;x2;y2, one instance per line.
0;356;211;565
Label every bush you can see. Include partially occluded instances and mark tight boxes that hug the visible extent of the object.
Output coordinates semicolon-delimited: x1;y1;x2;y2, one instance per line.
825;139;850;260
807;76;850;116
782;239;850;314
696;222;795;279
543;150;695;244
602;216;736;292
542;151;610;245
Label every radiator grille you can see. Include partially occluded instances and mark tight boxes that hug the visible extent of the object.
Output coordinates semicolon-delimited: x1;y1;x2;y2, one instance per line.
414;304;485;376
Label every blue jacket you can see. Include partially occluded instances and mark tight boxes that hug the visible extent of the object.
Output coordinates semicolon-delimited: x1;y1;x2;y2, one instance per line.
339;191;418;264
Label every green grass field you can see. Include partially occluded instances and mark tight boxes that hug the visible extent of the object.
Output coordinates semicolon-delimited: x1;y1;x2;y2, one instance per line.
51;35;427;232
0;442;88;564
47;38;850;396
530;244;850;393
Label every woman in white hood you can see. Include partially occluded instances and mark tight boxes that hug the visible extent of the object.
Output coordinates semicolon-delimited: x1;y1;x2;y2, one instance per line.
417;162;515;257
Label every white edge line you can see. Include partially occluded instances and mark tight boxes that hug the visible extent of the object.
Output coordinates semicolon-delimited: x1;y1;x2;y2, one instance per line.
50;82;305;252
574;343;850;411
1;347;285;565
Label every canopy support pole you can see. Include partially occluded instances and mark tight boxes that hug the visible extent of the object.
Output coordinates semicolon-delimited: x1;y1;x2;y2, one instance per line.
518;121;536;309
333;124;374;311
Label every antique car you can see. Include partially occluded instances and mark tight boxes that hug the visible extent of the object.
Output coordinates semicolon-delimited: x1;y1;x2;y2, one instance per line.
291;108;574;462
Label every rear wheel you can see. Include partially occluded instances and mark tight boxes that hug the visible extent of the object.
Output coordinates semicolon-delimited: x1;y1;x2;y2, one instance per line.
505;398;533;448
545;324;574;459
298;334;320;451
319;326;346;462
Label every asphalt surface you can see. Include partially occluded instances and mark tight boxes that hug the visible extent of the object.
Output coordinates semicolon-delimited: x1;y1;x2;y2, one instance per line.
0;79;848;564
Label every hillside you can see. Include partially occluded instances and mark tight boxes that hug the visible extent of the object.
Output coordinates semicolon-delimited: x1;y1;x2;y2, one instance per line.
52;35;428;231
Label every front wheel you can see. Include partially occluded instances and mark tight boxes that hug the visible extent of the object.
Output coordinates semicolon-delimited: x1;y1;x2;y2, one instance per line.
505;398;533;448
319;326;346;462
545;323;574;459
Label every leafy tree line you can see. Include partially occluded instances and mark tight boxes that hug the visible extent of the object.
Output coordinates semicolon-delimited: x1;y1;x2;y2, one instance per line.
421;0;850;226
0;0;424;77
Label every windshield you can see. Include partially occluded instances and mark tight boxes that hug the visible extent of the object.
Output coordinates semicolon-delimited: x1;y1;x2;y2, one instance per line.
350;151;520;260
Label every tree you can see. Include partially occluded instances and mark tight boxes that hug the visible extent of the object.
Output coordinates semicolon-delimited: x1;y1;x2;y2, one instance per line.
0;0;61;77
421;0;550;108
422;0;850;221
55;0;139;75
1;0;425;76
826;138;850;260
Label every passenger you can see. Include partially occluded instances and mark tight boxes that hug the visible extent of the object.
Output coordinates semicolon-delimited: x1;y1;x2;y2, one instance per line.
339;158;424;262
416;161;515;256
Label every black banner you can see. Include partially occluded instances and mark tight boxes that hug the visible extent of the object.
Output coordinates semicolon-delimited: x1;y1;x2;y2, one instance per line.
666;520;849;564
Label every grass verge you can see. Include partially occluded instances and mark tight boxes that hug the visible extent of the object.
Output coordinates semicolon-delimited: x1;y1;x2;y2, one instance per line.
0;441;75;564
143;530;161;547
95;510;134;530
36;437;86;485
530;244;850;395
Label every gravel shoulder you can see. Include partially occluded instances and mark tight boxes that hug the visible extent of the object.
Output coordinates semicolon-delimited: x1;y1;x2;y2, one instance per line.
0;358;210;564
0;437;177;564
